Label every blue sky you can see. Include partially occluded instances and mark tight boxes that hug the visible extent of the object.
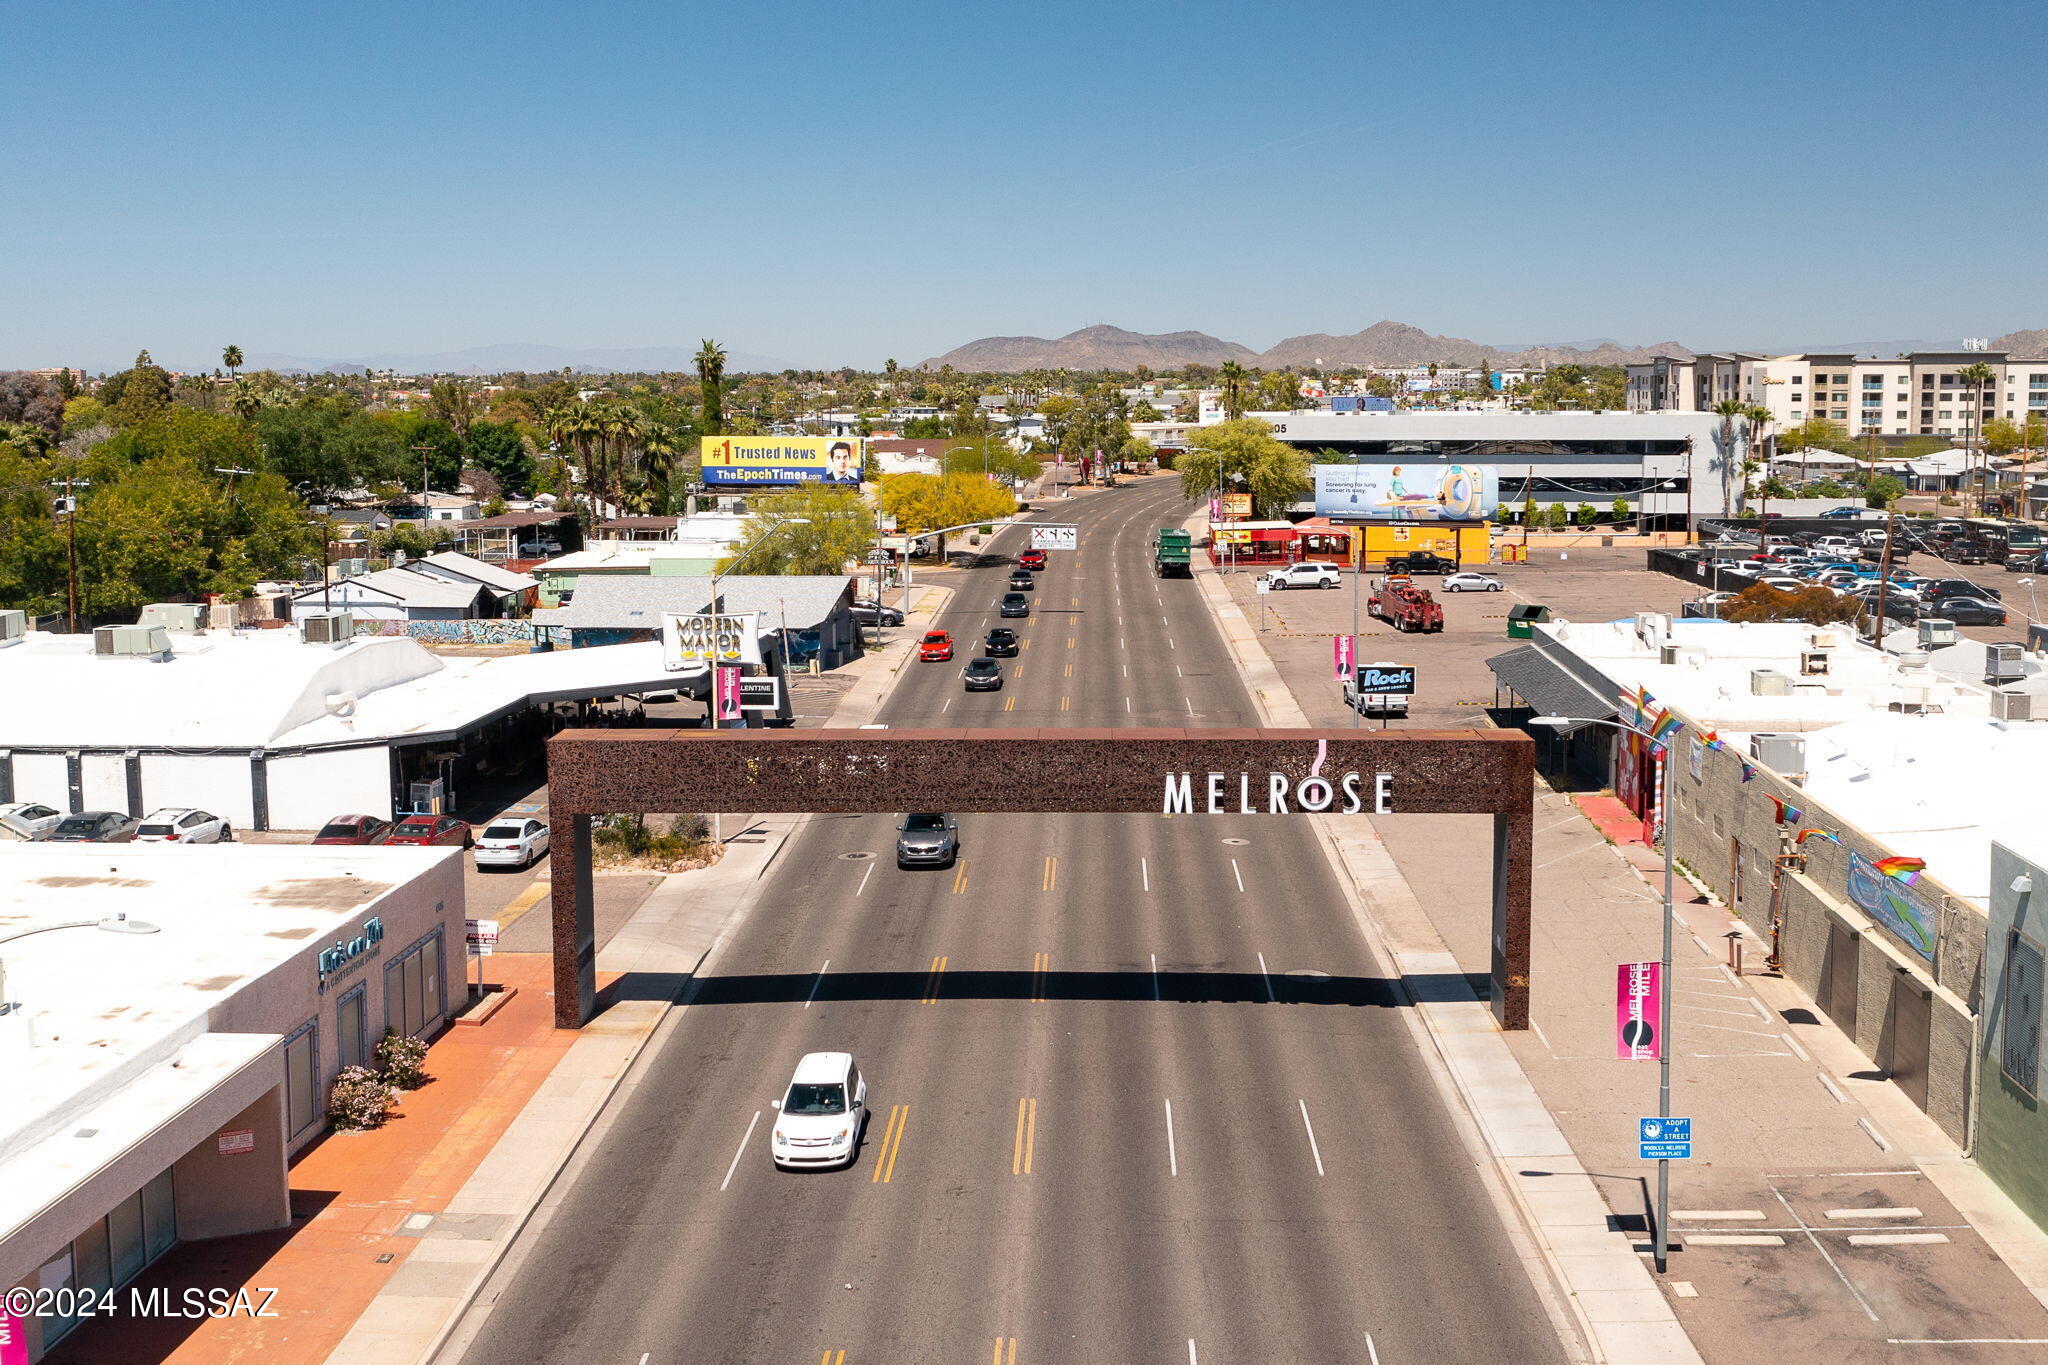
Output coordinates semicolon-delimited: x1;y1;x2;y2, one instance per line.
7;0;2047;371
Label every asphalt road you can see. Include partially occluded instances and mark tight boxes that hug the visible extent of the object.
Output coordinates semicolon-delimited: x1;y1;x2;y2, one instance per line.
456;478;1568;1365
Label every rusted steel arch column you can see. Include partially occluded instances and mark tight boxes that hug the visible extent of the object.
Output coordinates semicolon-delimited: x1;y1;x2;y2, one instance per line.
551;814;596;1028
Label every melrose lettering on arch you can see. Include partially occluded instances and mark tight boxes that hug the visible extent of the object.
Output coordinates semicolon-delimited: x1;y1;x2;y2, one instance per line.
1161;740;1394;815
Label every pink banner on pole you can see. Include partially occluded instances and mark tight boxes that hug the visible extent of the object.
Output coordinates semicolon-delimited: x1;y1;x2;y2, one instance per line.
1334;634;1355;680
1616;961;1661;1059
715;665;743;722
1;1310;26;1365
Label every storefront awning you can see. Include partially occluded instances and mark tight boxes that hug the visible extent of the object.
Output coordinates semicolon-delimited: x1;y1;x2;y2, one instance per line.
1487;645;1618;731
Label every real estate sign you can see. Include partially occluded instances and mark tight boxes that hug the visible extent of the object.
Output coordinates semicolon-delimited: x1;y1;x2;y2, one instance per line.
701;436;864;486
1313;463;1499;520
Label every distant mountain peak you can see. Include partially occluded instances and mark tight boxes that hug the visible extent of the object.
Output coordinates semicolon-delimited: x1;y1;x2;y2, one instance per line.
921;325;1259;372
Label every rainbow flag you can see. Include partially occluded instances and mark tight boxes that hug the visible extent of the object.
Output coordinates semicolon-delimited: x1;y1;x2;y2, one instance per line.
1740;761;1756;782
1649;710;1685;745
1872;856;1927;885
1701;731;1725;752
1796;828;1841;847
1766;795;1804;825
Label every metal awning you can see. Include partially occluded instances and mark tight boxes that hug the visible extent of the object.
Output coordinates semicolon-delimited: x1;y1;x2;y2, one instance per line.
1486;645;1617;731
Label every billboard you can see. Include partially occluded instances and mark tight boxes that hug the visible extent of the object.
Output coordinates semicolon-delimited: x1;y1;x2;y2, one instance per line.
1313;464;1499;520
701;437;864;486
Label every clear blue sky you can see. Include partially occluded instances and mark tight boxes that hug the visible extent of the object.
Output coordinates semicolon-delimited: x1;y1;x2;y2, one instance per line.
7;0;2046;371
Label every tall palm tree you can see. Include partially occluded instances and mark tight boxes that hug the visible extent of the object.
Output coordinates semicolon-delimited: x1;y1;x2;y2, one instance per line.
222;344;243;380
883;358;899;407
1218;361;1250;422
1958;361;1998;514
695;340;728;436
1711;398;1746;514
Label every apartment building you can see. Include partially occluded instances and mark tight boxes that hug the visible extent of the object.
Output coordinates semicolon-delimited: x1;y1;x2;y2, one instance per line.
1627;350;2048;438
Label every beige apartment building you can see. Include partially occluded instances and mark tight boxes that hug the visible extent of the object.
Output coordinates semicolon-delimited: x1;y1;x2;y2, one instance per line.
1627;349;2048;438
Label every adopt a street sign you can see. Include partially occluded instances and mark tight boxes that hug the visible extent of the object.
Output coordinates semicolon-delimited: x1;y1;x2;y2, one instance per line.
1639;1116;1692;1160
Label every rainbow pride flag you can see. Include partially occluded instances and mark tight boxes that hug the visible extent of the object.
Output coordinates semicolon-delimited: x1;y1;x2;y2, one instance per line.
1872;856;1927;886
1796;828;1841;847
1766;795;1804;825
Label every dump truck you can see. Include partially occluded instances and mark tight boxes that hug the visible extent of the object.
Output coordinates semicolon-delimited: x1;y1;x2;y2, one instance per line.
1153;528;1192;578
1368;576;1444;633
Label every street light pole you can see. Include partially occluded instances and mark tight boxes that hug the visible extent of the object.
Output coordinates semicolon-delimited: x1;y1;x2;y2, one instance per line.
1532;712;1678;1273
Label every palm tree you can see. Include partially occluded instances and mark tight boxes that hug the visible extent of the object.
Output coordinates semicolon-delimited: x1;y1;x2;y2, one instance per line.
1711;398;1746;514
883;358;899;407
222;344;243;380
1958;361;1998;514
696;340;728;436
1743;403;1776;520
1218;361;1250;422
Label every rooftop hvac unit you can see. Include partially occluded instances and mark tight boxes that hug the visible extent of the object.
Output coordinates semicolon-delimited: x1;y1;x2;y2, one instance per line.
1750;668;1794;696
1635;612;1671;647
1660;643;1680;665
1919;618;1959;649
1992;690;2036;722
1986;642;2027;685
92;624;171;658
1750;732;1807;780
0;608;23;644
300;610;355;645
136;602;207;634
1800;649;1831;676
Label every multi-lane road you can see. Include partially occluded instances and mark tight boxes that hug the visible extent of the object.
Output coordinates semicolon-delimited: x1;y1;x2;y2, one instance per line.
456;476;1569;1364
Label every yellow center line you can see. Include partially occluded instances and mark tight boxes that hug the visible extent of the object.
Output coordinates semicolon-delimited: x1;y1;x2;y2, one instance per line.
1012;663;1025;678
1003;696;1016;711
1031;951;1050;1000
823;1351;846;1365
1012;1098;1037;1175
1059;695;1070;711
870;1104;909;1183
993;1339;1018;1365
1021;637;1031;650
922;955;949;1002
1066;636;1076;649
951;860;972;894
1042;858;1056;893
1062;663;1072;678
1070;595;1079;607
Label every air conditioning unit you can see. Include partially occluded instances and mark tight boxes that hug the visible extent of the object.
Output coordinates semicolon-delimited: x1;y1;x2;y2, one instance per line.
300;611;355;645
1800;649;1830;676
1986;642;2026;685
1751;732;1807;780
0;609;23;644
1992;690;2036;722
137;602;207;634
92;624;171;658
1751;668;1793;696
1919;618;1958;649
1635;612;1671;647
1660;643;1680;665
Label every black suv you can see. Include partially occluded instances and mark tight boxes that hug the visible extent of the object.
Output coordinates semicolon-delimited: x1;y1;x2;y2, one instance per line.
1927;578;1999;600
984;628;1020;657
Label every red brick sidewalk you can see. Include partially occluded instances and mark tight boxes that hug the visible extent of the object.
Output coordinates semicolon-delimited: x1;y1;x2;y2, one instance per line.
1571;791;1666;876
48;954;591;1365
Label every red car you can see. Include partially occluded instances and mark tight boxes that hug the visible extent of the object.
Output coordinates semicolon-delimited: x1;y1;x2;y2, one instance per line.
1018;549;1047;571
384;814;474;848
919;630;954;661
312;814;392;846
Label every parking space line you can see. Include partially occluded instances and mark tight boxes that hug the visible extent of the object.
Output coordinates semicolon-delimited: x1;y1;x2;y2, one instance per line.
922;957;948;1003
1849;1232;1949;1246
1771;1183;1880;1321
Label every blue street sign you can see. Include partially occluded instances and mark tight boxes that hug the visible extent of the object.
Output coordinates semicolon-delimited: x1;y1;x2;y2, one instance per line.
1639;1116;1692;1160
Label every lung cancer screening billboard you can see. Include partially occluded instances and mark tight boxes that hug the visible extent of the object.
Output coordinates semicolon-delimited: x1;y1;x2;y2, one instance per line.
1313;463;1498;521
701;437;864;486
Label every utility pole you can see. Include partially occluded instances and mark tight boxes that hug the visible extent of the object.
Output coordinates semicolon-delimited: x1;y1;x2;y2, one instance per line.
1683;439;1695;545
1872;501;1898;645
64;471;80;633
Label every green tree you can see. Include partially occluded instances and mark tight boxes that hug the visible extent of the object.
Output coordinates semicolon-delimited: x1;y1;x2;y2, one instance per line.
465;420;533;497
1610;497;1631;524
1254;370;1297;412
1983;416;2024;458
428;380;477;442
250;400;410;496
1521;495;1537;525
1574;503;1597;525
1217;362;1250;421
696;339;728;436
1866;473;1906;508
0;444;68;614
716;485;878;576
1957;360;1997;513
877;472;1018;560
108;350;174;426
222;344;243;379
1544;502;1569;529
1174;419;1311;519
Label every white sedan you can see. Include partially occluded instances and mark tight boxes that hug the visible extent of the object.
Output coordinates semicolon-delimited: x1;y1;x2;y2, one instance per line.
1442;572;1503;593
0;801;64;840
132;807;232;843
475;818;551;869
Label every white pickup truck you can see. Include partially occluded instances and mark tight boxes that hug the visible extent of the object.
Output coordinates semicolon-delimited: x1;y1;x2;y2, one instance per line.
1261;563;1342;590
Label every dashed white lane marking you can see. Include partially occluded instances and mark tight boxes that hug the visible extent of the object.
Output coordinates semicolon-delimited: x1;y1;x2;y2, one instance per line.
1364;1335;1380;1365
1140;857;1149;891
1256;949;1274;999
1233;860;1247;894
805;959;831;1006
1164;1099;1179;1177
1298;1099;1326;1176
1151;952;1161;1000
720;1111;761;1190
857;862;874;895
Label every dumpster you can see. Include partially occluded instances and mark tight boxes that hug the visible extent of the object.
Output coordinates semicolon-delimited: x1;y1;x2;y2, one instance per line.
1506;603;1551;639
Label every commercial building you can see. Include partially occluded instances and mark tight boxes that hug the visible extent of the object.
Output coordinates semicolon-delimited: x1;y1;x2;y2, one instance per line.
532;572;860;670
1492;615;2048;1221
1626;349;2048;439
0;624;683;829
1251;408;1735;527
532;513;754;606
1;842;462;1362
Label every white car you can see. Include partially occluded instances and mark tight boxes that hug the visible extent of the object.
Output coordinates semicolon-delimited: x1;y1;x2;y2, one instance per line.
1261;563;1341;590
771;1051;867;1170
0;801;64;840
1442;572;1503;593
1759;576;1807;592
132;807;232;843
474;817;551;869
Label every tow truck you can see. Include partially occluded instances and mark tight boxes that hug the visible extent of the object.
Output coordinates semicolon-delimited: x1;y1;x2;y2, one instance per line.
1367;575;1444;633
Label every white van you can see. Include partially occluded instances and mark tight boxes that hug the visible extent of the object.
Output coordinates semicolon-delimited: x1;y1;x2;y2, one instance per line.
770;1052;868;1170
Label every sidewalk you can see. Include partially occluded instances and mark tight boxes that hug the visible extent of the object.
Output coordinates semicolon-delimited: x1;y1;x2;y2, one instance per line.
1190;543;2048;1361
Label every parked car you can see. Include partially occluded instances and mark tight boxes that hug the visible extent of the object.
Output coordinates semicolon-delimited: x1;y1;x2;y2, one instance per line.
475;818;550;869
1384;551;1456;575
850;599;906;627
132;808;232;843
312;814;392;846
1933;596;2007;625
1261;563;1342;590
770;1051;868;1171
1940;541;1989;565
999;593;1030;618
1759;576;1807;592
895;813;958;869
1926;578;2000;601
1018;548;1047;571
1007;570;1035;592
384;814;473;848
1441;572;1503;593
2006;552;2044;573
0;801;64;840
961;658;1004;691
983;627;1020;658
45;811;139;843
918;630;954;662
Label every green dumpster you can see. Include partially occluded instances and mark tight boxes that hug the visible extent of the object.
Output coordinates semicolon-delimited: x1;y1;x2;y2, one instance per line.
1506;603;1551;640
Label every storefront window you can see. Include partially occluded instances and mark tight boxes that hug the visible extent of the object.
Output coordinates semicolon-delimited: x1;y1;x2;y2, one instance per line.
143;1168;177;1261
108;1190;146;1284
338;985;367;1073
284;1020;318;1137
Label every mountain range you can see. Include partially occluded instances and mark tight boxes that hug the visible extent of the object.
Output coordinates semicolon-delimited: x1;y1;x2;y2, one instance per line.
237;342;790;377
922;322;2048;373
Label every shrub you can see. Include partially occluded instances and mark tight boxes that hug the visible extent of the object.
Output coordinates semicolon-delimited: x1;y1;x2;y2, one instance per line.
1721;583;1865;626
374;1030;430;1090
327;1065;397;1132
1574;503;1598;526
1610;498;1630;524
1545;502;1570;529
